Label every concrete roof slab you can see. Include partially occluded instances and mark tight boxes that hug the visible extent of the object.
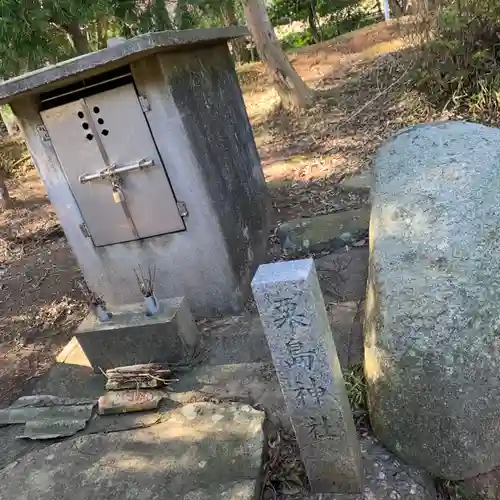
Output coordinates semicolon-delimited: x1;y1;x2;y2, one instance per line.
0;27;248;105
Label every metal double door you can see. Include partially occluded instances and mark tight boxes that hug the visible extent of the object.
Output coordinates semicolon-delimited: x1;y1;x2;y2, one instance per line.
41;83;185;247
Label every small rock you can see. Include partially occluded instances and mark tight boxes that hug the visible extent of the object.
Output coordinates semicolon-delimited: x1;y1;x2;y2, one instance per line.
97;390;164;415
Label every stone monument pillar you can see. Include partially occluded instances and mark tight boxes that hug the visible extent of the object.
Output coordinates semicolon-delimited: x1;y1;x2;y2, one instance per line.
252;259;363;494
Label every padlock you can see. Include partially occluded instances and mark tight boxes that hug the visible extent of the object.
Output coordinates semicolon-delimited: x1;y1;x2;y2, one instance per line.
112;186;124;203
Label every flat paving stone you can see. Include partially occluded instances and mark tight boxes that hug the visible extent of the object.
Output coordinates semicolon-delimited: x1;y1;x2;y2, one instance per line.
0;402;265;500
317;247;368;368
326;301;364;368
338;171;373;192
172;362;289;429
316;247;368;303
278;208;370;257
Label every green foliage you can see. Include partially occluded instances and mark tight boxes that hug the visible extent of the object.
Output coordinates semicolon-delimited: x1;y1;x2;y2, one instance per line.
0;0;125;77
0;0;185;78
412;0;500;120
322;6;376;37
270;0;364;44
270;0;357;24
280;30;313;49
279;6;377;50
0;0;244;79
343;363;367;412
0;0;68;76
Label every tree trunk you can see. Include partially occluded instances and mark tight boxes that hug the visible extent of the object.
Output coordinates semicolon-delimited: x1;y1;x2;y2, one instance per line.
0;106;19;136
241;0;315;109
0;175;11;211
388;0;406;16
63;22;90;54
307;2;320;44
97;17;109;50
220;0;251;64
153;0;174;30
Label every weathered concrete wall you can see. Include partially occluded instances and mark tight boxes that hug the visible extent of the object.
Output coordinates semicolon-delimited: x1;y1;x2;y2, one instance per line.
12;43;267;318
161;45;269;299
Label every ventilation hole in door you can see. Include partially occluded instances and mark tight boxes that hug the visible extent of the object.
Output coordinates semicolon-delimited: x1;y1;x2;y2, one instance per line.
97;118;104;125
82;122;89;130
102;129;109;136
93;106;100;114
77;111;84;119
86;133;94;141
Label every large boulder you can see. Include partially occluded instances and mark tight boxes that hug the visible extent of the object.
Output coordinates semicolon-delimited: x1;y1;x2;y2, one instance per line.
365;121;500;480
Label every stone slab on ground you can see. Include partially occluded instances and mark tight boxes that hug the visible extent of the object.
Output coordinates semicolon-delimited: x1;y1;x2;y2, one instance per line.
203;247;369;370
184;480;257;499
0;402;95;425
366;121;500;479
0;353;105;470
0;401;265;499
338;171;373;192
295;436;437;500
326;301;364;368
198;314;272;365
0;424;47;470
316;247;368;303
172;362;289;429
73;296;199;372
316;247;368;368
0;360;282;471
460;466;500;499
278;208;370;257
31;359;105;399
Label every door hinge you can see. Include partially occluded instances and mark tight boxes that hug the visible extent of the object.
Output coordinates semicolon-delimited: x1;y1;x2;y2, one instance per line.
79;222;91;238
36;125;51;142
138;95;151;113
177;201;188;217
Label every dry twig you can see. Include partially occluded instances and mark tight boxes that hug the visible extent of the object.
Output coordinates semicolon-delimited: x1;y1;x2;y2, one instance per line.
103;363;178;391
134;265;156;297
331;64;412;140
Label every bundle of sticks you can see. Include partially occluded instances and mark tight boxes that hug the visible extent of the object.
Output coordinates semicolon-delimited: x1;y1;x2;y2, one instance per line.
104;363;177;391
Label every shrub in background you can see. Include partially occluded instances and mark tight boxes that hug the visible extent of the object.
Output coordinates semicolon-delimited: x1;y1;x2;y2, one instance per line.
411;0;500;120
278;5;378;50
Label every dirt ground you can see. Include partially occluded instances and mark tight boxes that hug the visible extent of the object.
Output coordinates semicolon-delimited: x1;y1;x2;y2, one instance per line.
0;20;439;406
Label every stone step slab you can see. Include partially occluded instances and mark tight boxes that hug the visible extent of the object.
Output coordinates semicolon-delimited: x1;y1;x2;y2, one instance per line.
0;402;265;500
278;208;370;257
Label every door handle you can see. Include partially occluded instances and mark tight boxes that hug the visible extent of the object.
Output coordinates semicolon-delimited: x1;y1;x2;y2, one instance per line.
79;159;155;184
